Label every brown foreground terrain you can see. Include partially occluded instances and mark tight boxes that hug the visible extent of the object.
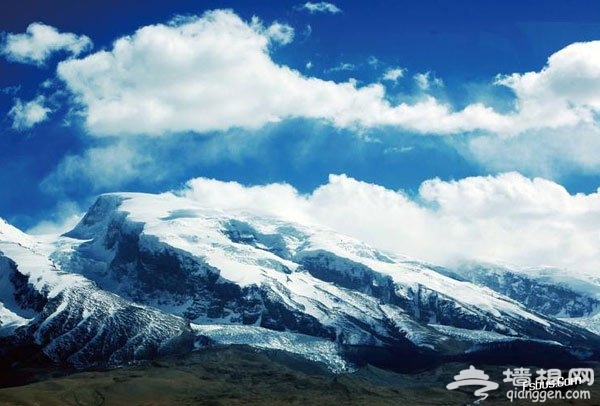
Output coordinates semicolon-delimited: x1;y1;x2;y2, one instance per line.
0;346;598;406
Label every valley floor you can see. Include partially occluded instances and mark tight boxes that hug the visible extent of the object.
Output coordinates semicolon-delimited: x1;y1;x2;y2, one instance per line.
1;346;598;406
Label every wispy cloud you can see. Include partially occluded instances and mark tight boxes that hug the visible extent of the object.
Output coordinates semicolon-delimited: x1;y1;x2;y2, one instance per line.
26;201;82;235
41;140;157;194
414;71;444;90
301;24;312;42
1;22;92;66
8;95;51;130
251;17;295;45
326;62;355;72
1;85;21;95
382;67;406;83
367;56;380;67
297;2;341;14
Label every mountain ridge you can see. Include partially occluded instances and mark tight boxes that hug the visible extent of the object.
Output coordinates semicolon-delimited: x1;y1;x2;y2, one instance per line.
1;191;599;375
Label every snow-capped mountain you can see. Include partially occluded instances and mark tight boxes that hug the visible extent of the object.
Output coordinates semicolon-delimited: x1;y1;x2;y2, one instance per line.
449;263;600;318
1;192;599;372
0;217;193;367
445;263;600;337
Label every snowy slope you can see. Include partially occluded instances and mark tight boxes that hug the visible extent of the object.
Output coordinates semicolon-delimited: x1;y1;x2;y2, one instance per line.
563;315;600;336
0;218;194;367
450;263;600;318
0;302;30;337
0;218;35;248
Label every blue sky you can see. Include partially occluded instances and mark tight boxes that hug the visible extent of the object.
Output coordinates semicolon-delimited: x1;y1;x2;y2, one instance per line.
1;0;600;252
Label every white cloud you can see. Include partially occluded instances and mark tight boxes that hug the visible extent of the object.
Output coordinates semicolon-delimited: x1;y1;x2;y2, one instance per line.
384;146;413;154
414;71;444;90
51;11;600;176
466;123;600;177
326;62;355;72
2;22;92;66
8;95;51;130
41;130;261;196
267;22;294;45
1;85;21;95
298;2;342;14
494;40;600;133
41;141;156;193
367;56;380;67
302;24;313;41
382;67;405;82
179;173;600;276
56;10;508;137
457;41;600;176
250;17;294;45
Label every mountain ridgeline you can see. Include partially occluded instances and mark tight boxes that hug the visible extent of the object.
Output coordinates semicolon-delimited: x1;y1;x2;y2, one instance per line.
1;192;600;377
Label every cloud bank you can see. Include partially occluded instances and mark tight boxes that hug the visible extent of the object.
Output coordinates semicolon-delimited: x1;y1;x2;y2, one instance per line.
54;10;600;151
179;173;600;276
56;10;507;137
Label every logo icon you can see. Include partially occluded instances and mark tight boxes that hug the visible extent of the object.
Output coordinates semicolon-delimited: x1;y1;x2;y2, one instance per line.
446;365;499;402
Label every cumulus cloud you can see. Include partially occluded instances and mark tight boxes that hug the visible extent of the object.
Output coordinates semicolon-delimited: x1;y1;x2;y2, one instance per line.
297;2;342;14
494;41;600;133
5;15;600;145
382;67;405;83
47;11;600;177
8;95;51;130
1;22;92;66
179;173;600;276
56;10;508;137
